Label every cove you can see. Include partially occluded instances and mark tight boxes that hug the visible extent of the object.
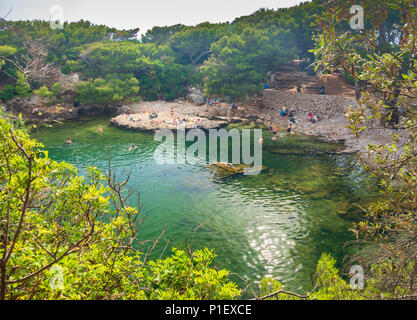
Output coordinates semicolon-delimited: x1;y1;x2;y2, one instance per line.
32;117;378;294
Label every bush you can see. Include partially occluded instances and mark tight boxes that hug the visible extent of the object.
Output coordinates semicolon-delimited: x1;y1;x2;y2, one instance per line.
75;74;139;105
34;85;54;98
0;85;16;102
14;71;31;97
51;82;63;96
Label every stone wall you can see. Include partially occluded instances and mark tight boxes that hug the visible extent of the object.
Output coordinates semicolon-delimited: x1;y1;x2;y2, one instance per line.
262;89;358;117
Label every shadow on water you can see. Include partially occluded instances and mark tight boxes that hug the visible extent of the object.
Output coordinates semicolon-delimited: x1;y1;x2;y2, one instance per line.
33;117;379;294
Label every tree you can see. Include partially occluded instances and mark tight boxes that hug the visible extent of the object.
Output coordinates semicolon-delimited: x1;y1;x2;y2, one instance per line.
34;85;53;98
141;24;186;45
170;22;226;65
201;27;297;100
75;74;140;105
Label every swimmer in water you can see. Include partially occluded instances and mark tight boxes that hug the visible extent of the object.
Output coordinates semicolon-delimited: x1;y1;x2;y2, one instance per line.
66;137;72;144
129;145;136;152
98;125;103;134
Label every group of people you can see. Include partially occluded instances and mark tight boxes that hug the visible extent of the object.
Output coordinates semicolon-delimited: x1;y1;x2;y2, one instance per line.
280;107;297;124
149;112;158;120
207;98;219;106
127;106;161;124
171;107;204;128
65;126;139;152
266;122;294;143
279;106;322;126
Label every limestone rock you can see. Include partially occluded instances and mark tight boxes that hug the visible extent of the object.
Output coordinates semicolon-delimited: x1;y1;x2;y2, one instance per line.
117;105;131;115
186;87;205;106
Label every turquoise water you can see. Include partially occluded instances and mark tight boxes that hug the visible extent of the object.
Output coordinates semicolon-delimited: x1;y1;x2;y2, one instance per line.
33;117;375;294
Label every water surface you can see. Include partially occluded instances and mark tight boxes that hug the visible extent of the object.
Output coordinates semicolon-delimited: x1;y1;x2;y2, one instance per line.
33;117;375;293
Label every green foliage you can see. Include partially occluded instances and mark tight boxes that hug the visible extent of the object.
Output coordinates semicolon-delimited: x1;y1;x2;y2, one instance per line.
14;71;31;97
50;82;62;96
0;85;16;102
170;22;226;65
34;85;53;98
233;1;325;59
258;254;363;300
65;41;195;101
75;74;139;105
202;27;297;99
141;24;186;45
0;45;17;57
0;2;324;102
311;0;417;299
33;82;62;99
0;118;240;300
310;253;360;300
145;248;240;300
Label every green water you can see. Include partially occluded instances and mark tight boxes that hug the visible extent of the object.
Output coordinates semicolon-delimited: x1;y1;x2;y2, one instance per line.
33;117;376;293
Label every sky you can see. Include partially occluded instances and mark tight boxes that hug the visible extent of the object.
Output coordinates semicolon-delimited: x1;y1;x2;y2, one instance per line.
0;0;308;35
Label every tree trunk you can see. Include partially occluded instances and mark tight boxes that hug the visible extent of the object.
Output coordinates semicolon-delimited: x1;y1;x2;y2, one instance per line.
0;262;6;300
386;88;401;127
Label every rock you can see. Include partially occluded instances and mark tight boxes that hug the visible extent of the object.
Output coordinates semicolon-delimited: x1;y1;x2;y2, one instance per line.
263;90;358;118
186;87;205;106
110;114;228;132
208;163;268;178
256;119;264;125
5;96;79;122
117;105;131;115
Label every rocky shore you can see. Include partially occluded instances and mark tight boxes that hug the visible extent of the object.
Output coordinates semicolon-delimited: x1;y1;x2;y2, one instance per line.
5;78;394;157
110;100;244;132
108;98;395;157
